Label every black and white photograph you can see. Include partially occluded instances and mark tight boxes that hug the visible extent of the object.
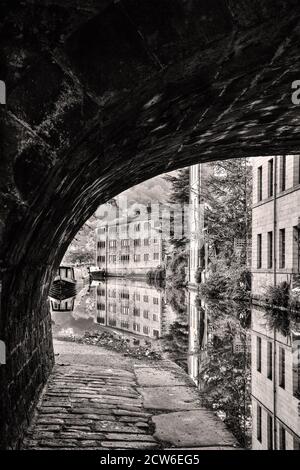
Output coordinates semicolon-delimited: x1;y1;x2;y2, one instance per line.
0;0;300;456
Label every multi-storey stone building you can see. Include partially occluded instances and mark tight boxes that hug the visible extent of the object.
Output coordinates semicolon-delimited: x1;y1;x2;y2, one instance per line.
96;205;166;277
95;278;165;339
251;155;300;449
252;155;300;294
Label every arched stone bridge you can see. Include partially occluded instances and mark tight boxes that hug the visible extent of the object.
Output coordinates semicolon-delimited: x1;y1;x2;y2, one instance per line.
1;0;300;448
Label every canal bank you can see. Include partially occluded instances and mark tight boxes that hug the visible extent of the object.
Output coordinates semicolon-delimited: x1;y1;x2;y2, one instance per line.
22;340;240;450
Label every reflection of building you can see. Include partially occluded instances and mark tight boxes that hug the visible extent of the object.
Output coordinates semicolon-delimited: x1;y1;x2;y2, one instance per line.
188;164;211;286
252;155;300;294
95;278;165;339
96;205;167;276
251;306;300;450
187;289;209;387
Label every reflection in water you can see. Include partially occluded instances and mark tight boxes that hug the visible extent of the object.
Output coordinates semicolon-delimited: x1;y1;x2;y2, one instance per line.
50;277;300;449
251;305;300;450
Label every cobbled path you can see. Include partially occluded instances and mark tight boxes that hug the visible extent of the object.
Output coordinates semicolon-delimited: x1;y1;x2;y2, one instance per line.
23;364;159;450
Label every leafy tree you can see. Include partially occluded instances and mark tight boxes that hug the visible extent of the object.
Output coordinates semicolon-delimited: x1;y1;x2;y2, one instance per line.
164;168;190;205
204;158;252;262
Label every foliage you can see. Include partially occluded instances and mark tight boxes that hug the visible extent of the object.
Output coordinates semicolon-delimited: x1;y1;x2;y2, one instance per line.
198;256;251;300
264;282;290;308
166;250;188;288
63;250;94;265
146;266;166;288
163;168;190;205
204;159;252;260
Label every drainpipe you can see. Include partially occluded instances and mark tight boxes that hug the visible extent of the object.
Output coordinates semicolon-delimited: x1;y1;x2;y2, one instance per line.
273;156;278;450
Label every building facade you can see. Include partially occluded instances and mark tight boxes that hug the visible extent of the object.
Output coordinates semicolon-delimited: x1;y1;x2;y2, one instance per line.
95;278;165;339
188;163;211;287
252;155;300;294
96;206;166;276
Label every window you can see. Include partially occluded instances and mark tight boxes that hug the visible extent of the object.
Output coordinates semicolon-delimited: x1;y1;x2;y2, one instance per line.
153;329;159;339
257;336;262;372
257;234;262;269
153;238;158;244
135;224;140;232
153;297;159;305
134;239;141;247
143;310;149;319
98;241;106;249
154;253;159;260
257;404;262;443
120;254;130;262
267;231;273;269
97;287;105;296
144;238;150;246
133;307;140;317
134;254;141;262
267;414;273;450
97;316;105;324
120;291;129;299
267;342;273;380
293;340;300;398
109;289;116;298
97;303;105;311
133;322;140;332
279;229;286;269
108;318;117;327
97;255;105;263
135;293;140;301
109;255;116;263
121;239;130;247
109;240;117;248
279;347;286;389
121;306;129;315
257;166;263;201
143;326;149;335
268;159;274;197
153;314;158;321
144;254;149;261
279;426;286;450
108;303;117;313
121;320;129;329
143;295;149;303
280;155;286;192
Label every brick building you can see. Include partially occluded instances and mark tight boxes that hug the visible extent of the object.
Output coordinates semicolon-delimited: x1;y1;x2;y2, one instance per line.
252;155;300;294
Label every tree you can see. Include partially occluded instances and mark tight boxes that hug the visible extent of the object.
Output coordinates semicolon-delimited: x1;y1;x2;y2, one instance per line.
204;158;252;262
164;168;190;205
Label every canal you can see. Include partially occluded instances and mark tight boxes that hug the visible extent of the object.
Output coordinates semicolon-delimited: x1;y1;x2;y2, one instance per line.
50;277;300;450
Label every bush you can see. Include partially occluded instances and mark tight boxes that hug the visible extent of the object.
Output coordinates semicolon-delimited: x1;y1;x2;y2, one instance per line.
264;282;290;308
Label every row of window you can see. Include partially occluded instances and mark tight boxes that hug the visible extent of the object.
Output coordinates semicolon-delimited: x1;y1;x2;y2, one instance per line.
256;337;286;388
96;316;160;337
97;238;159;249
256;404;297;449
97;287;160;303
256;228;286;269
99;221;162;234
257;155;300;203
97;253;160;263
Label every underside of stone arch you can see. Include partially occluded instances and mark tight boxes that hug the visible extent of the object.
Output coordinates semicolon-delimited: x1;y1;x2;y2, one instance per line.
1;0;300;448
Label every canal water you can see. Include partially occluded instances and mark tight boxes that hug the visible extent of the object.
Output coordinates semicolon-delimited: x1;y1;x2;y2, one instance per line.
50;277;300;450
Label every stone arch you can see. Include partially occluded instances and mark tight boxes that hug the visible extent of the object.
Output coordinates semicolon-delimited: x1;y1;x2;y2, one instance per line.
1;0;300;448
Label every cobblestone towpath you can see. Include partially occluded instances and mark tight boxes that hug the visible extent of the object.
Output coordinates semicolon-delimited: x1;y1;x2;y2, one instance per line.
23;340;240;450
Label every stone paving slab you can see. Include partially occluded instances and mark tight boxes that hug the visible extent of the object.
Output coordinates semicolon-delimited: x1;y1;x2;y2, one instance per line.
152;410;239;448
138;385;203;411
135;365;194;387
